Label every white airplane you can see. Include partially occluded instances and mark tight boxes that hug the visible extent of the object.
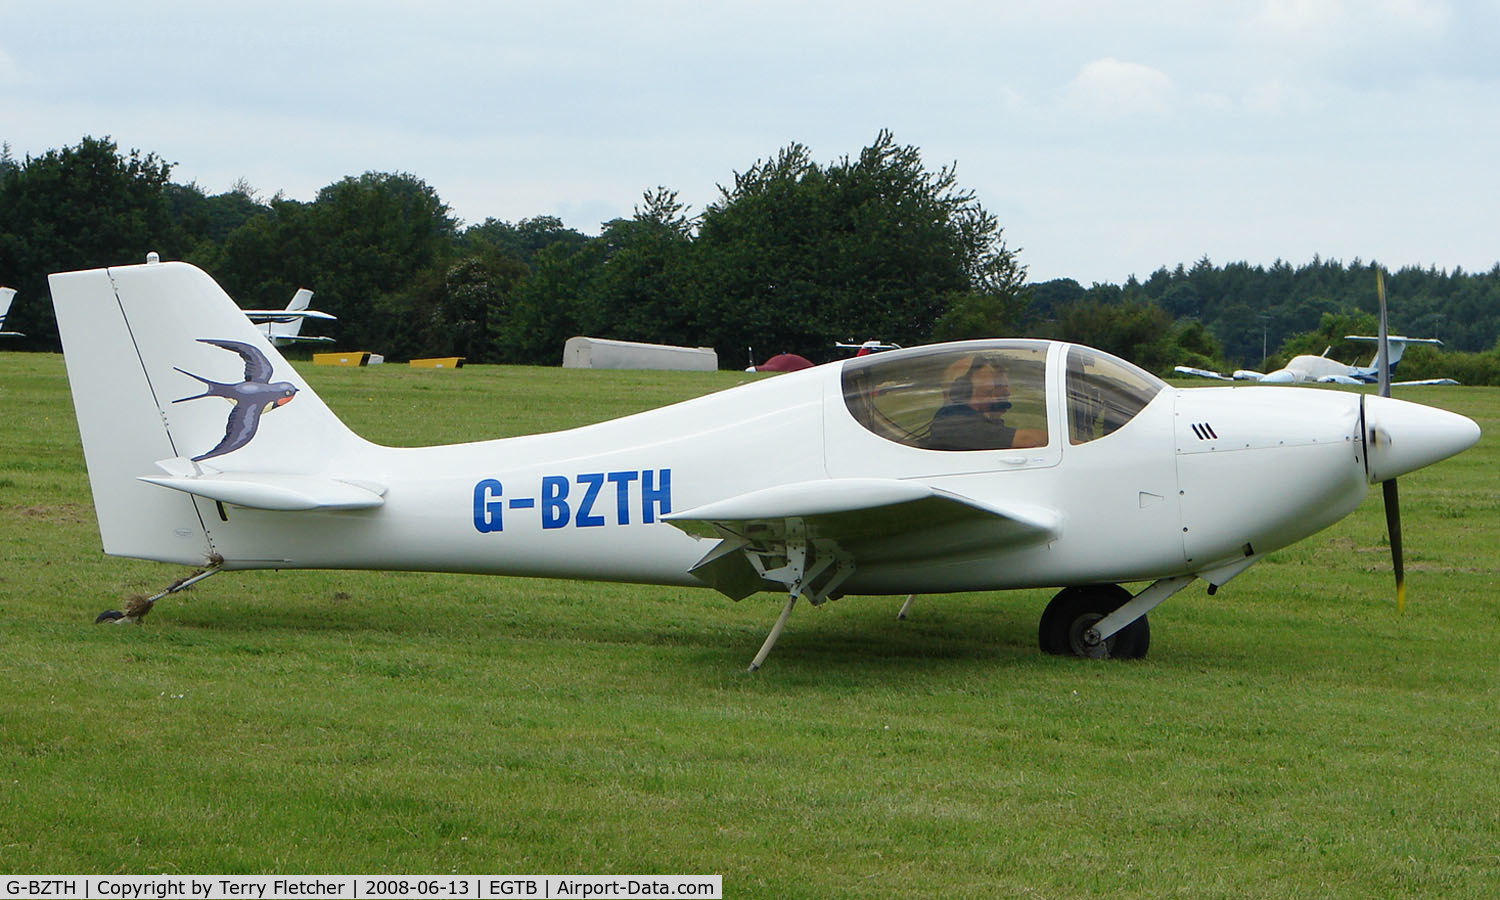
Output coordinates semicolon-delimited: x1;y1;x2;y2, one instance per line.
241;287;336;345
1;287;22;337
1175;335;1456;386
49;257;1480;669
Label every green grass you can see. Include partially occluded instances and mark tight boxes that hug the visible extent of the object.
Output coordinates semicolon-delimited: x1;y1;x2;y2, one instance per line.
2;354;1499;896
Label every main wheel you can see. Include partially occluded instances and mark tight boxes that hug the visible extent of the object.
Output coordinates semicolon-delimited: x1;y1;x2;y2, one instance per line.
1038;585;1150;659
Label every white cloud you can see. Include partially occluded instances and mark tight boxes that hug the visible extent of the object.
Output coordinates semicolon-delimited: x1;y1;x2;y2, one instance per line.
1244;0;1453;62
1252;0;1452;36
1065;58;1175;117
1379;0;1451;30
1243;79;1315;113
0;45;28;85
1251;0;1348;38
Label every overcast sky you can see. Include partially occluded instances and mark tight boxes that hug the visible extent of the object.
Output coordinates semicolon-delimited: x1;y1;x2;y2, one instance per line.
2;1;1496;284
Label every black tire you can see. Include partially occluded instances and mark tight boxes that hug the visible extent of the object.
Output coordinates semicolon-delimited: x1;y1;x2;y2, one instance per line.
94;610;125;623
1112;613;1150;659
1038;585;1148;659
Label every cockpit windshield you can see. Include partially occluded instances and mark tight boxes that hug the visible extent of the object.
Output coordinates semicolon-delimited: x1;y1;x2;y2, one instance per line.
841;342;1051;451
1065;345;1166;445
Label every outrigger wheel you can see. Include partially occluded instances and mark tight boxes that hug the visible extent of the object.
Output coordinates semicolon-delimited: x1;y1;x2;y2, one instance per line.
1039;584;1150;659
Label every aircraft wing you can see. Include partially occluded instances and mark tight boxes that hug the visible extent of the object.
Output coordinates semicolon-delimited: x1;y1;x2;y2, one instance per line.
1393;378;1460;386
664;478;1060;600
240;309;338;322
1173;365;1233;381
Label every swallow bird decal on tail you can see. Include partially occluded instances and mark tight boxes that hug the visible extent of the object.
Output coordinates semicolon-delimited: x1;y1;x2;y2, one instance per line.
174;339;298;460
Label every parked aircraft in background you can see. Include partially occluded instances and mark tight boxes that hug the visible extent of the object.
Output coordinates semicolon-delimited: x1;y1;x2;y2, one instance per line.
836;340;901;356
1175;335;1456;386
242;288;336;346
49;258;1479;670
1;287;22;337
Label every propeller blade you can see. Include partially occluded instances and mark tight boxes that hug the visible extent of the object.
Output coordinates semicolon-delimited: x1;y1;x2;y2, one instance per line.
1383;478;1405;613
1376;268;1391;398
1376;270;1404;611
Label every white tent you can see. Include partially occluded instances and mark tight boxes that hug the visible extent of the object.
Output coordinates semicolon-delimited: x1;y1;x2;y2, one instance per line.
562;336;718;371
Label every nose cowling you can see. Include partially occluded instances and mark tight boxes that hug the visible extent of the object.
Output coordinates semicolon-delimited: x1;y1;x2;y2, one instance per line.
1364;394;1480;483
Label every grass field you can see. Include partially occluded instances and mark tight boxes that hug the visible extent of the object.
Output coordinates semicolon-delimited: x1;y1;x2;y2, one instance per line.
2;352;1498;897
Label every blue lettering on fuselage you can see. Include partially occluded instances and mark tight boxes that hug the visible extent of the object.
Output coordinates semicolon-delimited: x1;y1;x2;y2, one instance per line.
472;469;672;534
575;473;606;527
473;478;504;533
541;475;570;528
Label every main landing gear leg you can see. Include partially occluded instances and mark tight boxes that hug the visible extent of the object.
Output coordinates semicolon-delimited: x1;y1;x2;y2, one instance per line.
744;517;853;672
1084;575;1194;650
94;563;224;624
1038;575;1194;659
749;594;797;672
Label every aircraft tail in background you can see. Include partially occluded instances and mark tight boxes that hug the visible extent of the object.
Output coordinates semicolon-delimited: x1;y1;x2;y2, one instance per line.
0;286;22;336
244;287;337;345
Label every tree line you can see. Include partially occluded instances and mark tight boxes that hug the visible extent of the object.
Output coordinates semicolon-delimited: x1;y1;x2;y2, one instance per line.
4;135;1500;381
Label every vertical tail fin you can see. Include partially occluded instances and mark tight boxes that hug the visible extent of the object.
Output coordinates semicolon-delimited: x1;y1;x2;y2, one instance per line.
0;286;20;335
49;258;367;564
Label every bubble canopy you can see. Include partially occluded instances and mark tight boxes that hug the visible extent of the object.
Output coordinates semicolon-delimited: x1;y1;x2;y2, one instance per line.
840;341;1166;451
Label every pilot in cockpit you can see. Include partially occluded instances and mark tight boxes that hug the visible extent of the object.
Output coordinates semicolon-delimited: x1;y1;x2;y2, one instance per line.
926;353;1047;451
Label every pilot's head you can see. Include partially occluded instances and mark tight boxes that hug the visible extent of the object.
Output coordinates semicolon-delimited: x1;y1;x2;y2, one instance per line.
944;354;1012;417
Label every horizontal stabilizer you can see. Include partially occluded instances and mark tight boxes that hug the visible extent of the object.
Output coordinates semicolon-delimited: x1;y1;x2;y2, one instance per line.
1345;335;1443;345
139;459;385;511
